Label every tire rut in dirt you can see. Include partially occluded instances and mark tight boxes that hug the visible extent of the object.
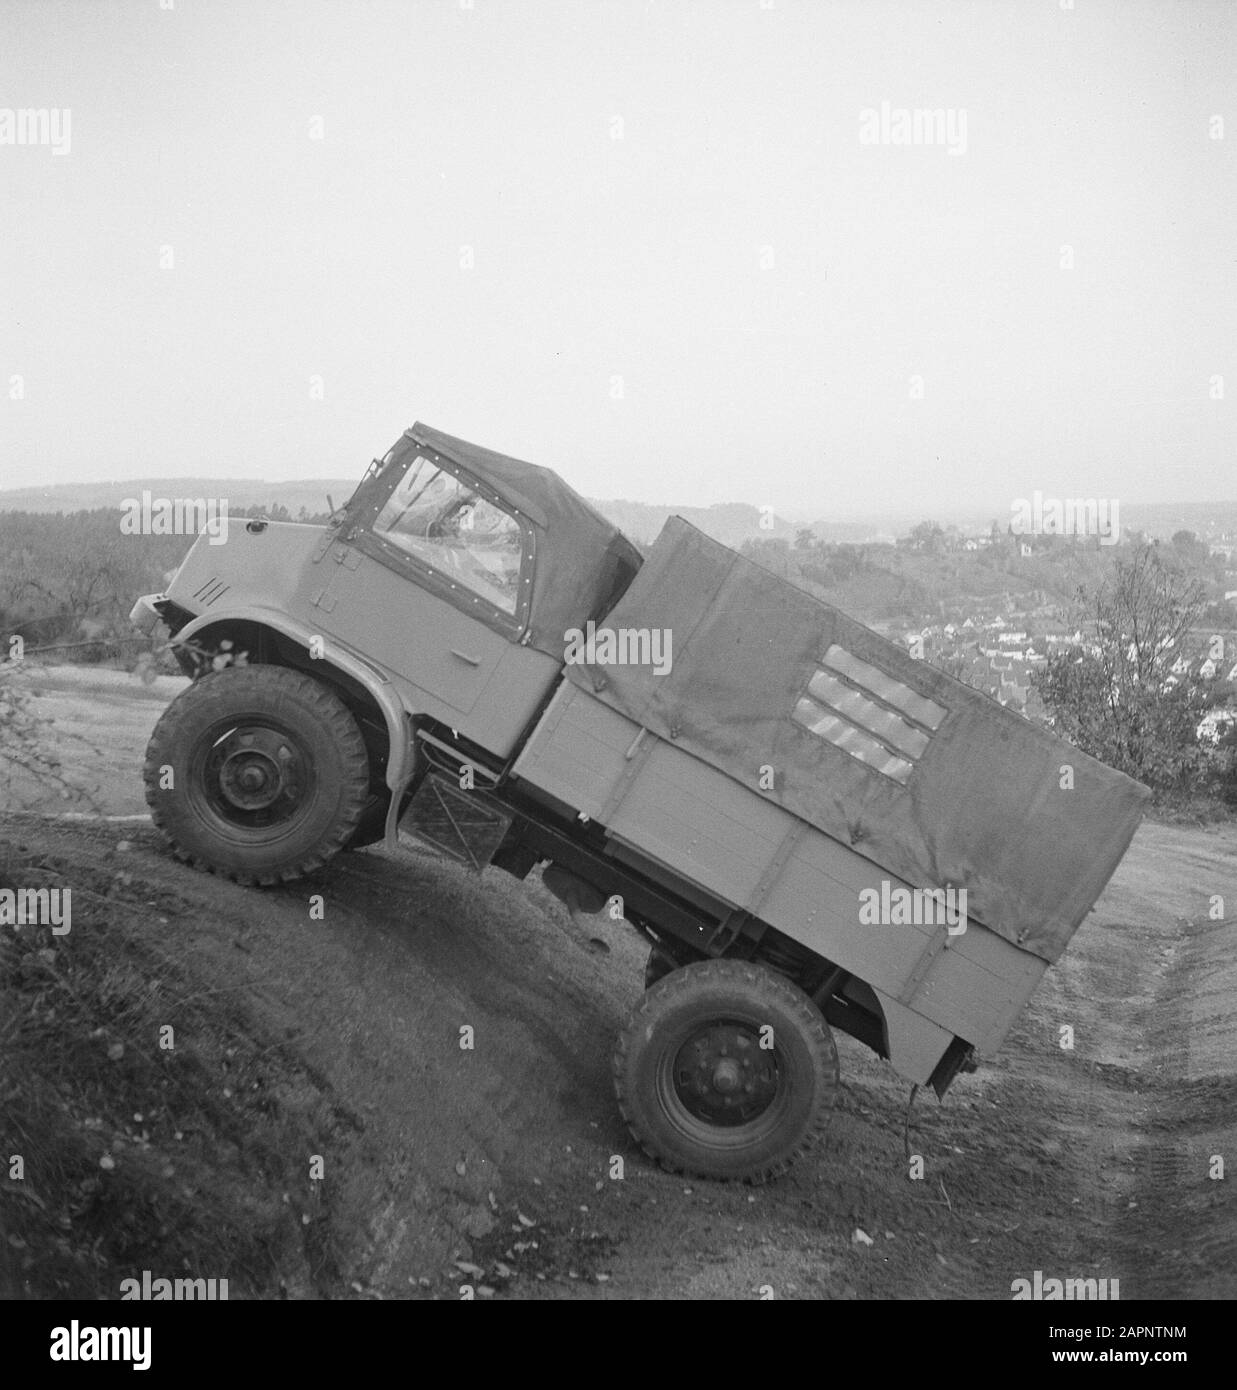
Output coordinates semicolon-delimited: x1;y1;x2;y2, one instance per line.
1112;913;1237;1297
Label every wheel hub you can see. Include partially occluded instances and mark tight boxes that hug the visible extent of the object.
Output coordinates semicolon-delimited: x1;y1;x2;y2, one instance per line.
712;1058;741;1092
221;749;285;809
672;1021;780;1127
197;723;309;828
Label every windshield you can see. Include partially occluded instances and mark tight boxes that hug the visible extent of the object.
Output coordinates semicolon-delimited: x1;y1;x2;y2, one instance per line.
372;454;524;614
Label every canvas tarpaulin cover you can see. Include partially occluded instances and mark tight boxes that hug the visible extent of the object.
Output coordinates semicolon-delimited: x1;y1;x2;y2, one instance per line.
388;424;643;658
563;518;1149;964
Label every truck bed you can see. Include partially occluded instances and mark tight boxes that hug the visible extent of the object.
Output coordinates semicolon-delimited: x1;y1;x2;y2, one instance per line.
509;517;1148;1087
513;678;1046;1086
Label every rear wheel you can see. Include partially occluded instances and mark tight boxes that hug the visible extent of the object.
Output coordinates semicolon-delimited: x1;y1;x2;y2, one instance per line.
644;943;679;990
613;959;839;1182
143;665;370;885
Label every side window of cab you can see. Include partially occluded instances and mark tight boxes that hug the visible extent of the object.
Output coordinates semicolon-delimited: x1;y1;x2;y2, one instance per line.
369;454;530;625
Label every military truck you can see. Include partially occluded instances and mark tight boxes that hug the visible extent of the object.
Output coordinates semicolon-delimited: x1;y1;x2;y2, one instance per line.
131;423;1149;1181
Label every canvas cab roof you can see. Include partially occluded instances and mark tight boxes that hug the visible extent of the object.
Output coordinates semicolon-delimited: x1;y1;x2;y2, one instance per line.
356;423;643;657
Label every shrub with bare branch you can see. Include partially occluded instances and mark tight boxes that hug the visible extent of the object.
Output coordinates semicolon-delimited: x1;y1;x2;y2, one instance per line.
1034;544;1210;791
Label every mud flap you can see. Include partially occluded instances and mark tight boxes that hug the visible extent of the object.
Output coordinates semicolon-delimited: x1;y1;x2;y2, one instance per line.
398;771;513;870
871;985;956;1087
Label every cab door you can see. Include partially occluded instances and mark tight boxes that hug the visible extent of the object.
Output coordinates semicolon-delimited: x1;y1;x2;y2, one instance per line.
308;452;535;721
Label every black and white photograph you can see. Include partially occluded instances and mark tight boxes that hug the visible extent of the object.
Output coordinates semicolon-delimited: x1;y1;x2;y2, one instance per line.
1;0;1234;1345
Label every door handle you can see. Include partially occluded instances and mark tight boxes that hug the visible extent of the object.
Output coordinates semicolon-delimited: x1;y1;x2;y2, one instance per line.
450;649;482;666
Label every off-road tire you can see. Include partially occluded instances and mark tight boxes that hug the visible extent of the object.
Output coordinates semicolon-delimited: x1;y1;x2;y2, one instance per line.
613;959;839;1183
143;665;370;886
644;944;679;990
344;792;392;851
342;785;418;851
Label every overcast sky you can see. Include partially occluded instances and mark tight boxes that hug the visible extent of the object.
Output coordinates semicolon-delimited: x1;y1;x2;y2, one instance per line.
1;0;1233;518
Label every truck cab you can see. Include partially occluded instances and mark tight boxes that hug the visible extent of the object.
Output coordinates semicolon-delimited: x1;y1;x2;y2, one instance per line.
132;423;642;849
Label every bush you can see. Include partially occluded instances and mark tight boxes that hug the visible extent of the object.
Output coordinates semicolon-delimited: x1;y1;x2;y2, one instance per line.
0;663;77;810
1032;545;1227;801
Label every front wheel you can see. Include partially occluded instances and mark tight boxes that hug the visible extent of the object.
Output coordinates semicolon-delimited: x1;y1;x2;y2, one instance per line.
143;665;371;885
613;959;839;1182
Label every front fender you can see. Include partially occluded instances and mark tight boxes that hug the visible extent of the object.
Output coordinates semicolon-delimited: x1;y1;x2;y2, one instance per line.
172;606;414;794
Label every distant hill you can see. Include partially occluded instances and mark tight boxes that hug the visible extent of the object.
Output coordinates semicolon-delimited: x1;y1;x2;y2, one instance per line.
0;478;358;518
1117;501;1237;542
3;477;1231;551
0;477;796;548
590;499;794;547
805;517;904;544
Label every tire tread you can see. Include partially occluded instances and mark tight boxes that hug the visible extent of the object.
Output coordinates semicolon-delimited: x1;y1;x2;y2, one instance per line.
612;958;839;1184
143;665;370;886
